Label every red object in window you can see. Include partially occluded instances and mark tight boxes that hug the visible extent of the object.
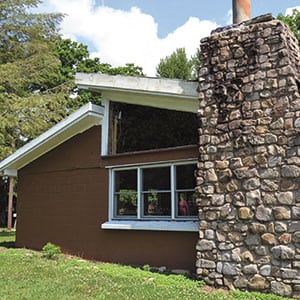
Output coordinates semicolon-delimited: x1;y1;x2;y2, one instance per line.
179;197;190;216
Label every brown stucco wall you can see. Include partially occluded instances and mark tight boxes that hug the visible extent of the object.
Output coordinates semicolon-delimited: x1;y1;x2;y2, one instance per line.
16;126;198;270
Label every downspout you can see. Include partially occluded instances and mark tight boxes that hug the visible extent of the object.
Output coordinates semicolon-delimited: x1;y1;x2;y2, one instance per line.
232;0;251;24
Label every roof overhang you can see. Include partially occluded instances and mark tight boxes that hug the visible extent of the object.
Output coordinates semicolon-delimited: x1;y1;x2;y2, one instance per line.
75;73;199;113
0;103;104;176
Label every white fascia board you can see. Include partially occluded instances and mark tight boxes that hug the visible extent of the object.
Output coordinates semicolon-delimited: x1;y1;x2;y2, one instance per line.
101;90;198;113
0;102;104;174
75;73;199;113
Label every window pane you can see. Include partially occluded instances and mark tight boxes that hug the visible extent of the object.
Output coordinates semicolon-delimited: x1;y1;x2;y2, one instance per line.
143;192;171;216
176;164;196;189
115;169;137;192
114;170;137;217
111;102;198;154
177;192;198;217
143;167;170;190
115;193;137;216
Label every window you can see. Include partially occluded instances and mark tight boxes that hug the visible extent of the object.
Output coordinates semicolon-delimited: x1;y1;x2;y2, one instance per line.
114;169;137;216
109;102;198;154
111;161;198;221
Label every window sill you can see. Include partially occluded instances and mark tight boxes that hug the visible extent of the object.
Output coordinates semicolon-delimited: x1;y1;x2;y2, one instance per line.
101;220;198;232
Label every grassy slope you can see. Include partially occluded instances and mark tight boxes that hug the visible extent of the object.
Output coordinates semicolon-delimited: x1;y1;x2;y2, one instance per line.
0;231;290;300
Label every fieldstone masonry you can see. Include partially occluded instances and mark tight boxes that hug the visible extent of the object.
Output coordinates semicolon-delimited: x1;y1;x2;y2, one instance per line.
196;14;300;298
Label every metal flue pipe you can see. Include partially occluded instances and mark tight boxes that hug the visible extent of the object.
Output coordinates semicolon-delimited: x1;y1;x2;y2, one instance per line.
232;0;251;24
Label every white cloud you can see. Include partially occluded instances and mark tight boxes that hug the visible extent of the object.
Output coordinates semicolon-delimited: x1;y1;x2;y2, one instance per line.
226;9;233;25
286;6;300;15
42;0;218;76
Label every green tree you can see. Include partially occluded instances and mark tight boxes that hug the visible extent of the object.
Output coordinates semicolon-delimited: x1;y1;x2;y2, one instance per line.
278;9;300;45
55;38;90;83
0;1;146;159
54;38;144;107
55;38;114;83
156;48;193;80
56;38;145;80
0;0;71;160
190;48;201;80
109;63;144;76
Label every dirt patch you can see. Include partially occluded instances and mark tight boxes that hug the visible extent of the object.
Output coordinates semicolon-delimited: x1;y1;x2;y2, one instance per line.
200;285;230;295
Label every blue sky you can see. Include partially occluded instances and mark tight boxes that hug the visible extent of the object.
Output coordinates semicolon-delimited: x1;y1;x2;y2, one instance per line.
40;0;300;76
97;0;300;38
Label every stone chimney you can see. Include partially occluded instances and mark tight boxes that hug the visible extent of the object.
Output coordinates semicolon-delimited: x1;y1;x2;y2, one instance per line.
196;14;300;298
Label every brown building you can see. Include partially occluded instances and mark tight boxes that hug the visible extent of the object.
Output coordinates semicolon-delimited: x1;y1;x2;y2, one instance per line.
0;74;200;271
4;11;300;298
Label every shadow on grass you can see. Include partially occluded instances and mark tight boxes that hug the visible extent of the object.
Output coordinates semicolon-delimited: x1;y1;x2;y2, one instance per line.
0;231;16;248
0;241;15;248
0;231;15;237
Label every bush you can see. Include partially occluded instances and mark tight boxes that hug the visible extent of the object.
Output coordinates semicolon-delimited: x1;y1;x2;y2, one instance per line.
42;242;61;260
142;264;151;272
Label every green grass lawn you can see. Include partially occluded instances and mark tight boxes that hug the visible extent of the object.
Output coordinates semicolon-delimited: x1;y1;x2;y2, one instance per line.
0;231;290;300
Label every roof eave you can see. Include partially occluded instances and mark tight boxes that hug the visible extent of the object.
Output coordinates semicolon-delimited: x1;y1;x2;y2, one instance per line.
75;73;199;112
0;103;104;175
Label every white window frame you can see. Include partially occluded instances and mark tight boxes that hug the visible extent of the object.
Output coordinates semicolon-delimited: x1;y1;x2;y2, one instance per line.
101;160;198;232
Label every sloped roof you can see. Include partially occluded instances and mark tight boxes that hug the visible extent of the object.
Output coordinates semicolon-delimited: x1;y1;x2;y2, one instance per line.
0;102;104;176
76;73;199;113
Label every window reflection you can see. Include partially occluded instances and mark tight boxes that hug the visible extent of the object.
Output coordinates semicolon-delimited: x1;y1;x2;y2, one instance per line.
114;170;137;217
143;167;171;217
143;191;171;217
176;165;197;217
113;163;197;220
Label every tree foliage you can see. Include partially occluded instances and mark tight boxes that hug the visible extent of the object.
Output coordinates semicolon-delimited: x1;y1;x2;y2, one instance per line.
108;63;144;76
156;48;193;80
190;48;201;81
54;38;144;107
0;0;62;64
0;2;146;161
55;38;144;80
278;9;300;45
0;0;72;161
55;39;114;83
55;38;90;83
